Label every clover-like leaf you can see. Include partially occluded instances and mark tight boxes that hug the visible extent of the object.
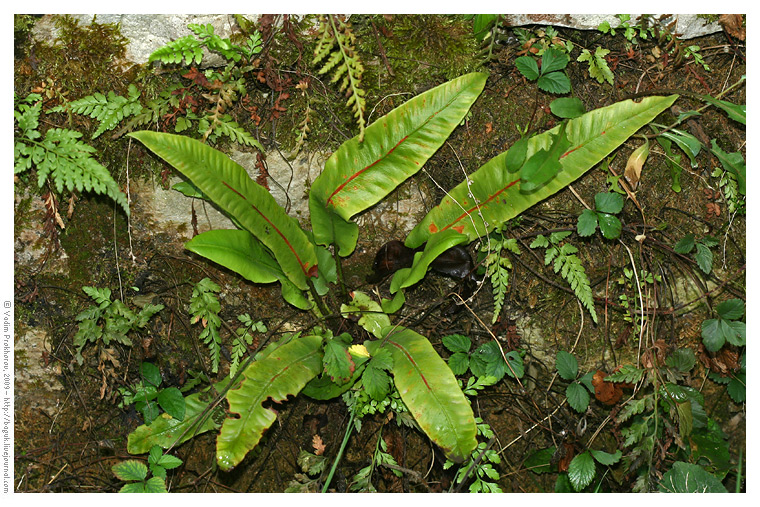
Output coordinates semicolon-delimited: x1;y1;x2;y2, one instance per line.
112;460;148;482
594;192;624;214
442;334;472;354
590;448;622;466
597;213;622;239
515;56;540;80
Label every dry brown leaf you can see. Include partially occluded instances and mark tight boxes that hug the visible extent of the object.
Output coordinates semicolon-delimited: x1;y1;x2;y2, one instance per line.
719;14;745;40
592;370;623;405
624;140;650;191
312;434;326;456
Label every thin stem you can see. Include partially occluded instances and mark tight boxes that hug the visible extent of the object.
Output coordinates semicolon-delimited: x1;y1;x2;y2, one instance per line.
322;409;355;493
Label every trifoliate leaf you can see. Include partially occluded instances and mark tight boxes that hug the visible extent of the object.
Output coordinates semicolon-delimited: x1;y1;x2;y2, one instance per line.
143;476;168;493
141;362;162;388
665;347;696;373
700;318;724;352
589;448;622;465
727;374;746;403
447;352;470;376
674;234;696;254
694;243;713;274
597;213;622;239
724;320;746;347
157;387;185;421
442;334;472;354
537;71;572;94
594;192;624;214
515;56;540;80
112;460;148;482
540;48;570;74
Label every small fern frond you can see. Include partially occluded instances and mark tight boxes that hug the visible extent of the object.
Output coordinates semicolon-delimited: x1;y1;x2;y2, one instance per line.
482;237;521;323
49;84;144;139
312;15;366;141
531;234;597;323
189;278;223;373
149;34;204;65
15;94;130;218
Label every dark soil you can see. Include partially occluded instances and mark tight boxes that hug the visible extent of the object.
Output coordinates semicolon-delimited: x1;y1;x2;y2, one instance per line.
13;14;745;493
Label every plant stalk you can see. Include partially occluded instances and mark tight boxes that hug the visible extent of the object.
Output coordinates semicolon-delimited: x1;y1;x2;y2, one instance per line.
321;408;356;493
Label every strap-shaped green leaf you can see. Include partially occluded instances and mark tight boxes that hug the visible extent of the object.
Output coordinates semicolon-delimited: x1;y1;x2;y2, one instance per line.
370;326;477;462
216;335;323;471
309;72;487;256
406;95;678;248
129;131;318;290
185;229;311;310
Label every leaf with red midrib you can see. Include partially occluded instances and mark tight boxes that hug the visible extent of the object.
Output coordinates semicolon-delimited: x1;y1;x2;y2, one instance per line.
309;72;487;256
129;131;318;291
406;95;679;248
367;326;477;463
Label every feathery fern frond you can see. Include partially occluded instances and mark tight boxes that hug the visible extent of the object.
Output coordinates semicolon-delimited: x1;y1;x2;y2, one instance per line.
149;23;262;66
482;235;521;323
189;278;222;374
530;232;597;323
15;93;130;217
230;314;267;377
49;84;143;139
312;15;367;141
149;33;204;65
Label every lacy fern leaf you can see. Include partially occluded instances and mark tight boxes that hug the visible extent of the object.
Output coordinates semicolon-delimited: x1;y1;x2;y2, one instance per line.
189;278;223;373
531;232;598;323
481;234;521;323
49;84;143;138
15;93;129;217
312;15;367;141
230;314;267;377
149;33;204;65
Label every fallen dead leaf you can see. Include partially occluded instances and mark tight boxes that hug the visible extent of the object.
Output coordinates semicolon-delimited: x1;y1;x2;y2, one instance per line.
312;434;326;456
719;14;745;41
592;370;623;405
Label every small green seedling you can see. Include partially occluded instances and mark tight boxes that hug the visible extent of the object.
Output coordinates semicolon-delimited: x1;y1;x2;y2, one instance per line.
577;192;625;239
119;362;185;425
515;48;571;94
112;445;183;493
